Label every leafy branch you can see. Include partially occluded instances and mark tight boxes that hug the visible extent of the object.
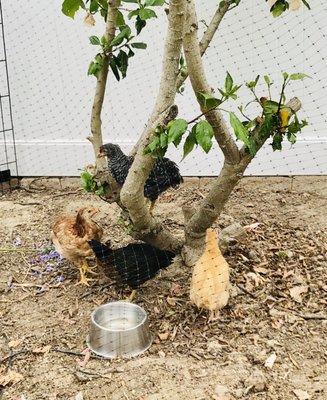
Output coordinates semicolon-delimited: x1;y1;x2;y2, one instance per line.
62;0;165;80
144;71;309;159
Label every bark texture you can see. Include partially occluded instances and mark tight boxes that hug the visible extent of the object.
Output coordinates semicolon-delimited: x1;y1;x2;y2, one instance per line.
88;0;121;169
183;0;240;164
119;0;187;252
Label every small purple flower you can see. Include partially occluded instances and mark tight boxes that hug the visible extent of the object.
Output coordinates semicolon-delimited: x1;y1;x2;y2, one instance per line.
56;275;65;283
45;265;54;273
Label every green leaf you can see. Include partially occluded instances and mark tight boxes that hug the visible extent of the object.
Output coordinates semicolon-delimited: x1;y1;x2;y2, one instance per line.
282;72;289;80
195;120;214;153
287;132;297;145
122;0;139;2
160;132;168;148
131;42;147;49
272;132;283;151
89;35;101;45
128;9;139;19
301;0;311;10
247;75;260;89
183;133;197;159
145;0;165;5
262;100;280;115
139;8;157;20
81;171;95;192
289;73;310;80
62;0;84;18
109;59;120;81
144;136;160;154
271;1;287;17
167;119;188;144
116;10;126;26
135;16;147;34
264;75;271;86
196;92;222;110
225;72;233;93
229;112;256;156
87;54;104;77
111;25;131;47
115;50;129;78
259;115;275;139
89;0;99;13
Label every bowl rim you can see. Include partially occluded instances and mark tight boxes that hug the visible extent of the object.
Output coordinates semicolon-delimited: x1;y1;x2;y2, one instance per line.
90;301;148;332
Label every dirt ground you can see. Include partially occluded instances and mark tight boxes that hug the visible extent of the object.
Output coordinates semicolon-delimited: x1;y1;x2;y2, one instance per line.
0;176;326;400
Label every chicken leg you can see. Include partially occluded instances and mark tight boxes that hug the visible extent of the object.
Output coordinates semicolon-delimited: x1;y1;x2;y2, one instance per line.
76;262;95;286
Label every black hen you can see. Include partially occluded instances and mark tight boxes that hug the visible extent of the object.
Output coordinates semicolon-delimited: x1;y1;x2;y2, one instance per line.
99;143;183;202
88;239;175;289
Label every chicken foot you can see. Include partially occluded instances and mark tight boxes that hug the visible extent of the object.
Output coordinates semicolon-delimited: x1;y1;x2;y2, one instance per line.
76;262;96;286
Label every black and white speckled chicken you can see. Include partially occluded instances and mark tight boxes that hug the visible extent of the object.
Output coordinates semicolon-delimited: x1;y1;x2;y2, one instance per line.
99;143;183;211
88;239;175;300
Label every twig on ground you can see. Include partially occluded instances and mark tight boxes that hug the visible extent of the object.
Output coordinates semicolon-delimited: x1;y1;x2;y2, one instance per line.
236;283;258;299
52;189;83;198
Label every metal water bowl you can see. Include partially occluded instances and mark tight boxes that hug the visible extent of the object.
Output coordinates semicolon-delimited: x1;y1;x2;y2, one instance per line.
87;301;152;359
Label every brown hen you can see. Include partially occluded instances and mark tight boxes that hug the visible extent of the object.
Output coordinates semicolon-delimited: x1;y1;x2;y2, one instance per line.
190;229;230;320
51;206;103;285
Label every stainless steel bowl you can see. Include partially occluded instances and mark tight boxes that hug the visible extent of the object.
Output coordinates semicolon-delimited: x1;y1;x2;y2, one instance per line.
87;301;152;359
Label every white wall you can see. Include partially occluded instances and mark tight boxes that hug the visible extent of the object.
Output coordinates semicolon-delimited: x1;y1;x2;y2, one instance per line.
2;0;327;176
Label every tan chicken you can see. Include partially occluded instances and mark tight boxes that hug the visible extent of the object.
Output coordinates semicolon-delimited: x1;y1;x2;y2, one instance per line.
190;229;230;320
51;206;103;285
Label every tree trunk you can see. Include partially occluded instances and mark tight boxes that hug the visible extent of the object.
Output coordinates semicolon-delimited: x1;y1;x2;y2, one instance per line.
119;0;187;252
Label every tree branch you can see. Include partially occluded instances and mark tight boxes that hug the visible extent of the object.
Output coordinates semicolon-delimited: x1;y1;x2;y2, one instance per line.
183;0;240;164
88;0;121;169
119;0;187;251
87;0;122;201
183;97;301;265
175;0;232;90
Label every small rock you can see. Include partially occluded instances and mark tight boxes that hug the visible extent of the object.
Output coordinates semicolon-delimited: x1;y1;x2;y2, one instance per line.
215;384;229;397
293;389;310;400
245;369;267;392
234;388;244;398
264;352;277;368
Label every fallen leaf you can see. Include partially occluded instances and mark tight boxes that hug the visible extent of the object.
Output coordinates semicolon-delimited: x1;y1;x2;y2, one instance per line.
158;332;169;341
0;369;24;387
293;389;310;400
33;345;51;354
170;283;182;296
166;297;176;306
8;339;23;349
289;285;308;303
77;348;91;368
264;353;277;369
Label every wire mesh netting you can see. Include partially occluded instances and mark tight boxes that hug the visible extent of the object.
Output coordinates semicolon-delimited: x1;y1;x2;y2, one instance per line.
0;0;18;193
1;0;327;177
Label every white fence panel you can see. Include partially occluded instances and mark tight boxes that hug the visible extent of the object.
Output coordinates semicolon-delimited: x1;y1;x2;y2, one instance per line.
2;0;327;176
